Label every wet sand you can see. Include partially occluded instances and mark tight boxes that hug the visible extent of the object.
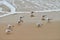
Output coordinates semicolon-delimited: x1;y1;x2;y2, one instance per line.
0;11;60;40
0;21;60;40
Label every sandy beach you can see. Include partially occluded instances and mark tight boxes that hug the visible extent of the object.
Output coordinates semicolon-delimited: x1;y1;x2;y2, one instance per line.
0;12;60;40
0;21;60;40
0;0;60;40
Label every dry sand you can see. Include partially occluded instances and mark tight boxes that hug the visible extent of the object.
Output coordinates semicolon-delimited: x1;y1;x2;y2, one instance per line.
0;21;60;40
